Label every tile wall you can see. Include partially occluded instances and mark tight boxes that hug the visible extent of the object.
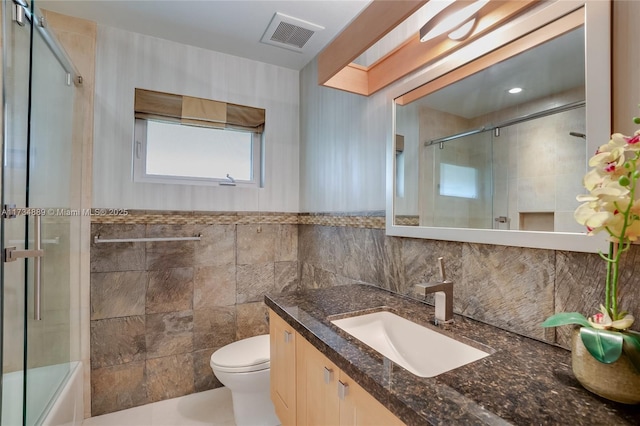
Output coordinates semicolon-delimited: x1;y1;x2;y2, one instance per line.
89;212;298;415
296;220;640;348
89;211;640;416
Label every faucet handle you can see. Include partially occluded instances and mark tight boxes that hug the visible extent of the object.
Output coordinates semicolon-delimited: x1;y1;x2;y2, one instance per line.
437;256;446;282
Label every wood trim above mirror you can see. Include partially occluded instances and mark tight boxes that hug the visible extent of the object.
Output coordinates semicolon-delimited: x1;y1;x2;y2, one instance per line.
317;1;427;90
395;7;585;105
318;0;540;97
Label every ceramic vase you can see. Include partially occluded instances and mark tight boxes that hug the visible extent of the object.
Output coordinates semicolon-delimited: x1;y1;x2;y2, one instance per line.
571;329;640;404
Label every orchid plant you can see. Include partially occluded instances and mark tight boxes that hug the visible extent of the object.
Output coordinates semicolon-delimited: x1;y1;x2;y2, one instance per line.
542;115;640;371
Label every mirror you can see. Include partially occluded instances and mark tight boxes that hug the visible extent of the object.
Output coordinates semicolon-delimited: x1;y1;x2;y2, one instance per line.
387;1;610;253
395;27;585;232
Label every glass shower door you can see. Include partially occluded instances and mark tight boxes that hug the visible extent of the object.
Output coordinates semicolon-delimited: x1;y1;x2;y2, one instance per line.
24;5;76;424
1;0;32;423
422;131;494;229
491;126;512;230
2;0;78;424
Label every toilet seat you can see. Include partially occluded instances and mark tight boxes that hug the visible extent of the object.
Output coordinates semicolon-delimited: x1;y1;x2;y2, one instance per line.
210;334;270;373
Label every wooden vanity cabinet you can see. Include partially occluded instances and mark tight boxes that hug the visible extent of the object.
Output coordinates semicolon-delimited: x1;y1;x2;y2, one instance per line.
337;372;405;426
270;309;405;426
296;336;341;425
269;310;297;426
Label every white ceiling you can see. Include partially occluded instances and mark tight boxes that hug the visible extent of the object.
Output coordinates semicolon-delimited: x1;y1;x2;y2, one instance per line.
414;26;585;119
39;0;585;118
39;0;371;70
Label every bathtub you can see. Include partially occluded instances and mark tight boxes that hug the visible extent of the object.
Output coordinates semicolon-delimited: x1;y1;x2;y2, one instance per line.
2;361;83;426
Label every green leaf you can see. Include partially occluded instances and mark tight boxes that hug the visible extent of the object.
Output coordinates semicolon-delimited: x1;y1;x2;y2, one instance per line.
616;310;629;320
622;331;640;373
541;312;590;328
580;327;623;364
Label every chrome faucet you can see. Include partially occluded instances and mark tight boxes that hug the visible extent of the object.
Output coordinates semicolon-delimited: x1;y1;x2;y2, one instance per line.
415;257;454;324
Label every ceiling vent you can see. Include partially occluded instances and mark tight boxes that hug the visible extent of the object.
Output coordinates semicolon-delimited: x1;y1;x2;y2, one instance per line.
261;12;324;52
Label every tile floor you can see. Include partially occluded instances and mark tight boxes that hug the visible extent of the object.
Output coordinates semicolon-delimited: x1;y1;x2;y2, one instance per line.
82;388;235;426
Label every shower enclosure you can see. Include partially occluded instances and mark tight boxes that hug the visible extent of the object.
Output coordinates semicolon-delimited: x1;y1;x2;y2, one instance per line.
416;102;586;232
1;0;83;424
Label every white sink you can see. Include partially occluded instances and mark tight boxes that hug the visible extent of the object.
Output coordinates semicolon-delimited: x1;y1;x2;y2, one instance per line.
331;311;490;378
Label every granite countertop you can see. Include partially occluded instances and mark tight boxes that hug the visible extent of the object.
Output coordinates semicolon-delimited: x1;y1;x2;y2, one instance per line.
265;284;640;425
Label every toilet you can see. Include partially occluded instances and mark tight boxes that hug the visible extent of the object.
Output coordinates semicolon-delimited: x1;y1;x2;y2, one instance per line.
210;334;280;426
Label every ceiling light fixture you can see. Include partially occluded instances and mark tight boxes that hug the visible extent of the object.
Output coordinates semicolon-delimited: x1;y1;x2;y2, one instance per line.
447;18;477;41
420;0;490;43
508;87;523;94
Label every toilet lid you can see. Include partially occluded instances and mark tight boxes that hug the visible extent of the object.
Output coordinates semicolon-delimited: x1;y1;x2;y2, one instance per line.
210;334;270;373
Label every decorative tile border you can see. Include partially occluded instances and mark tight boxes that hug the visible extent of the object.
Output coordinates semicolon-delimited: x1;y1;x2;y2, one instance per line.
91;210;298;225
91;210;386;228
393;215;420;226
298;214;385;229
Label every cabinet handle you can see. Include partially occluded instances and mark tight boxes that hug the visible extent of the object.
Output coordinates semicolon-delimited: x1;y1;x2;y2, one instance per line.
337;380;349;400
323;367;333;384
284;330;292;343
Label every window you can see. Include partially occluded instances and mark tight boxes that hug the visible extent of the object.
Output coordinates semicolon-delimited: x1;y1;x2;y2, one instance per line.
134;119;262;185
132;89;265;187
439;163;478;198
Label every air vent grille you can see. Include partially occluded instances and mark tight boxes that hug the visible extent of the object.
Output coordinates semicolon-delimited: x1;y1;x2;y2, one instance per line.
261;12;324;52
271;22;315;49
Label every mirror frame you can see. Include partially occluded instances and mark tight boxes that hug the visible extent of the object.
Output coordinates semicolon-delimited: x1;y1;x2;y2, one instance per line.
386;0;610;253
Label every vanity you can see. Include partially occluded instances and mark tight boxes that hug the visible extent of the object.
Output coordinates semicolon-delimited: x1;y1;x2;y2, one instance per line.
266;285;639;425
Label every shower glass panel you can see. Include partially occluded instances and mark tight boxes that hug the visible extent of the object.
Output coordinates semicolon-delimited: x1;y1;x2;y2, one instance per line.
496;105;586;232
418;104;586;232
420;131;494;228
2;0;80;424
492;125;512;230
25;9;76;425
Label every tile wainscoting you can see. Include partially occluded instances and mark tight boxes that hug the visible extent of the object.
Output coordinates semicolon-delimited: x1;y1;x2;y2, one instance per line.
89;210;640;415
295;219;640;348
89;211;299;415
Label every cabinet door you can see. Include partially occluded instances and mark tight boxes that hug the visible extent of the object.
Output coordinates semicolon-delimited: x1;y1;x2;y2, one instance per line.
269;309;297;426
338;372;405;426
296;337;340;425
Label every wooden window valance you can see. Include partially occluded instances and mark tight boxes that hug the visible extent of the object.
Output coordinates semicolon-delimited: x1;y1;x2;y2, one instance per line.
134;88;265;133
